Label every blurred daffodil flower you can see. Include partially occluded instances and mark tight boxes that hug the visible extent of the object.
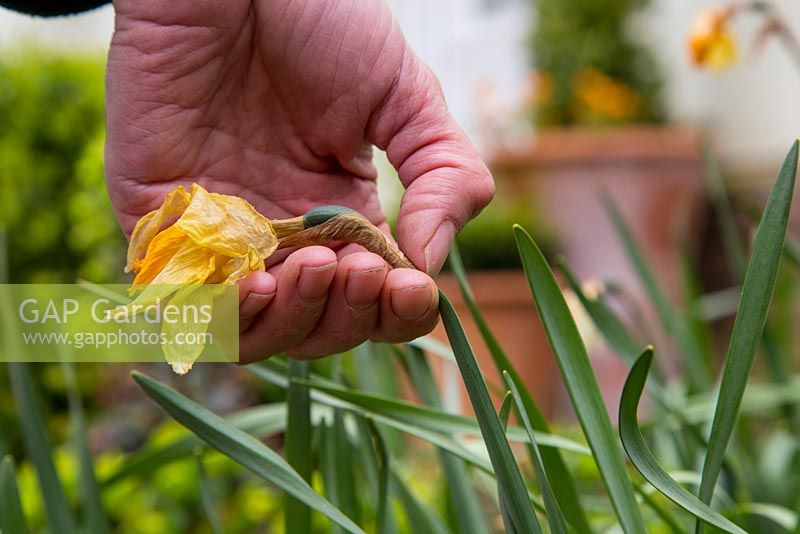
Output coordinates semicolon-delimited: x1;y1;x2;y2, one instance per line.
689;7;738;70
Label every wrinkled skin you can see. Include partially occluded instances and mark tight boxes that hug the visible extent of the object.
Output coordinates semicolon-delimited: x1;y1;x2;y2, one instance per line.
106;0;494;360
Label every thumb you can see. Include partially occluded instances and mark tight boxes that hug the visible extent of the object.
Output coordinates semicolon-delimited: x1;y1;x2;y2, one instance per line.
369;56;494;274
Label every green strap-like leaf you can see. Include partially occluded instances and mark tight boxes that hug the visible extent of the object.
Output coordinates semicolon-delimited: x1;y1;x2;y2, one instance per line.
131;371;364;534
697;140;799;532
103;403;288;485
706;142;800;439
195;450;223;534
364;419;392;534
290;376;589;455
734;503;797;532
503;371;567;534
61;361;109;534
619;349;746;534
252;364;500;473
0;456;26;534
558;260;674;407
635;482;688;534
514;225;646;532
557;259;642;366
252;361;552;516
7;363;76;534
602;194;711;391
559;259;714;469
0;274;75;533
351;407;400;534
448;244;592;533
391;468;451;534
407;336;455;362
333;409;361;525
285;360;313;534
319;420;343;534
401;345;490;534
439;292;542;533
320;409;360;534
499;391;513;431
703;142;746;280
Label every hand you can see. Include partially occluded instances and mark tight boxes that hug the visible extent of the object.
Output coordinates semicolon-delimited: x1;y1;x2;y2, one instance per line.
105;0;494;360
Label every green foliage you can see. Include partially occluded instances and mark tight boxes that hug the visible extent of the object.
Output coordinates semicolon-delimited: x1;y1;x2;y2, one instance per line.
285;360;313;533
450;200;556;271
0;456;25;534
529;0;665;127
440;292;542;532
131;371;364;533
0;52;125;283
697;141;797;532
619;349;746;534
3;48;800;534
515;225;646;532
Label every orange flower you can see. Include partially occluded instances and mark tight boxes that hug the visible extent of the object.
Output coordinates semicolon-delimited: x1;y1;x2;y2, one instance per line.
572;68;641;124
688;7;737;70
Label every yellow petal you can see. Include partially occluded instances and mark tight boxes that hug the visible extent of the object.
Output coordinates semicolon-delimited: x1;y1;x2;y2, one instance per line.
115;242;217;317
232;251;265;284
147;240;218;286
125;186;192;272
206;255;238;284
161;285;213;375
205;249;266;285
174;184;278;259
131;225;189;287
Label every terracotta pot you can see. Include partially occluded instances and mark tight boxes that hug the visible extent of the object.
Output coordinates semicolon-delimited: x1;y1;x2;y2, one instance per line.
488;126;707;415
429;271;563;418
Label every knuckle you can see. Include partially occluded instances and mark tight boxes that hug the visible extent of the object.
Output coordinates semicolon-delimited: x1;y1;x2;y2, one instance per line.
470;170;495;211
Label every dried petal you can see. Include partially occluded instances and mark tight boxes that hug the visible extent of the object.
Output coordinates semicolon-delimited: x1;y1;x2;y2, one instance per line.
120;242;217;313
148;240;218;286
161;285;213;374
125;186;192;272
174;184;278;259
207;253;263;285
118;183;285;374
131;225;189;288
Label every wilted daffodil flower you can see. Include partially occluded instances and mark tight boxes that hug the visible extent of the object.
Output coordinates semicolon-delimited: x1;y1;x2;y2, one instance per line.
114;183;280;374
688;7;737;70
125;183;278;288
115;183;412;375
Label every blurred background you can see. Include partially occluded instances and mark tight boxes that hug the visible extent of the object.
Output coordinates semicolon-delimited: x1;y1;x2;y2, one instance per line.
2;0;800;531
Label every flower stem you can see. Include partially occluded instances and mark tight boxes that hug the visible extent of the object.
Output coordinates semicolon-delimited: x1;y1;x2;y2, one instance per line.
273;208;415;270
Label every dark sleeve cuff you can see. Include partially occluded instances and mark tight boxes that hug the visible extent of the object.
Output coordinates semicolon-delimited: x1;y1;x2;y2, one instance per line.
0;0;110;16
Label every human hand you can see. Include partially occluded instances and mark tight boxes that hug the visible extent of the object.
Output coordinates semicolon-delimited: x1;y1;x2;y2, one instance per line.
105;0;494;360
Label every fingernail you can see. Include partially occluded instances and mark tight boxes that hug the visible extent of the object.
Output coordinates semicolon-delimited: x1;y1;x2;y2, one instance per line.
297;263;336;302
424;220;457;274
390;284;435;320
345;266;386;310
240;291;276;319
